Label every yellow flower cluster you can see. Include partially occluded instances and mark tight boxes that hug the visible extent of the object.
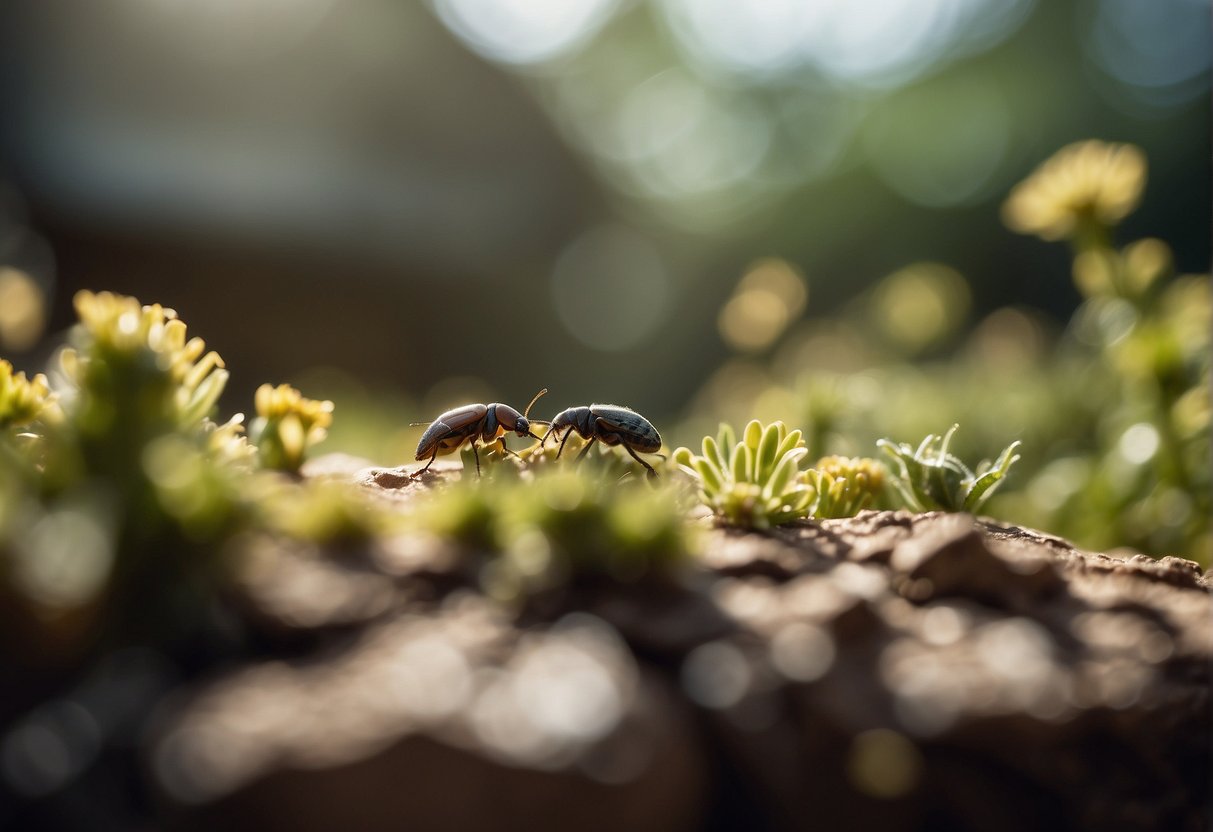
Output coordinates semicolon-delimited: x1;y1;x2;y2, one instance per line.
64;291;229;426
806;456;885;519
1002;140;1146;243
0;359;58;429
251;383;334;472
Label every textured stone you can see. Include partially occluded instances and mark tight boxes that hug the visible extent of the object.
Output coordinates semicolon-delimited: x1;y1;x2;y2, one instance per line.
143;466;1210;832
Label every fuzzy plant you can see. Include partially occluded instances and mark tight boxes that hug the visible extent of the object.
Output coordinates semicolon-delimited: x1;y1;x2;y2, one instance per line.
674;420;813;529
806;456;886;519
878;424;1021;514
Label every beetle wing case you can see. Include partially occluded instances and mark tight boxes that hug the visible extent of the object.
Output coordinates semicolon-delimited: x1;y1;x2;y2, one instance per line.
590;404;662;451
415;403;488;460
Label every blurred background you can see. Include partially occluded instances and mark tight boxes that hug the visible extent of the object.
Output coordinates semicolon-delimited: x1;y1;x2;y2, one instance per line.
0;0;1209;555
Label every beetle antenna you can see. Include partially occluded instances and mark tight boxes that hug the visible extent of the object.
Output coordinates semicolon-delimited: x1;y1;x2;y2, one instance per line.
408;421;432;427
522;387;549;419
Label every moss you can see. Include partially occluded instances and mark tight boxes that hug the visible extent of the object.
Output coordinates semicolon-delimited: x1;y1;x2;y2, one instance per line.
405;467;694;601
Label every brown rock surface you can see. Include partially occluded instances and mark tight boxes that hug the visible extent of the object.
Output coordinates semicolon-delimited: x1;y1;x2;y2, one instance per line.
149;469;1211;831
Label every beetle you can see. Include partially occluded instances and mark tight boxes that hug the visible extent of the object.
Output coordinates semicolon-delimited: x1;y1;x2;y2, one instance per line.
541;404;663;478
412;388;549;477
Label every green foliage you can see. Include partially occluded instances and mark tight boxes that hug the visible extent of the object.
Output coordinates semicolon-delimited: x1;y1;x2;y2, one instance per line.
878;425;1021;513
674;420;813;529
406;467;693;601
688;140;1209;562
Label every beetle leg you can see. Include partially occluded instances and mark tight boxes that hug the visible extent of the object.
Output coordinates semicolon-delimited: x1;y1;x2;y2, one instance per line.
622;443;658;479
556;428;576;459
413;449;440;478
470;440;481;477
574;437;598;463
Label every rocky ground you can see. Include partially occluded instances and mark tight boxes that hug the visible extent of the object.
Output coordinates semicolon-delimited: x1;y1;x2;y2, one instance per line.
137;459;1212;832
8;459;1207;831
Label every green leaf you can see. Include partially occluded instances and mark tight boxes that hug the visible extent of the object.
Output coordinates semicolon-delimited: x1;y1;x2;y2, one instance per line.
962;441;1022;512
775;428;804;461
703;435;728;473
756;423;781;481
718;423;736;455
763;450;801;499
693;458;723;493
938;424;960;459
730;443;750;483
743;419;764;451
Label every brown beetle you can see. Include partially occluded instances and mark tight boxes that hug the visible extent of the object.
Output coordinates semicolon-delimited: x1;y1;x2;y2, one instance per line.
542;404;663;478
412;388;548;477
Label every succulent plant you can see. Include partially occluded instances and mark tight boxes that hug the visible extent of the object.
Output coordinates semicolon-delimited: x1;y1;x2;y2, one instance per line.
878;425;1021;514
674;420;813;529
806;456;886;519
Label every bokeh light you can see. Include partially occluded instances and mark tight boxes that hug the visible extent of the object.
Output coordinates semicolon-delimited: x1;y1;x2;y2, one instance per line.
551;223;671;352
863;78;1012;207
718;258;808;352
434;0;620;66
868;263;971;353
0;267;47;351
13;500;114;609
661;0;1035;87
845;728;922;798
1083;0;1211;109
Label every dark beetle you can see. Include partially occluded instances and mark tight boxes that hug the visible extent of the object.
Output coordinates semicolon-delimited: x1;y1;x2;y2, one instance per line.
542;404;663;478
412;388;548;477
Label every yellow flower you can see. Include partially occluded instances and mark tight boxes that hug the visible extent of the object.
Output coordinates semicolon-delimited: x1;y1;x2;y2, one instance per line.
0;359;58;429
807;456;885;518
64;291;229;426
1002;141;1146;242
203;413;258;468
250;383;334;472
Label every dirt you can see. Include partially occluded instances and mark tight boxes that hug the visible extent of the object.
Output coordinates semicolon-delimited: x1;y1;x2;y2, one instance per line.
144;462;1213;831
